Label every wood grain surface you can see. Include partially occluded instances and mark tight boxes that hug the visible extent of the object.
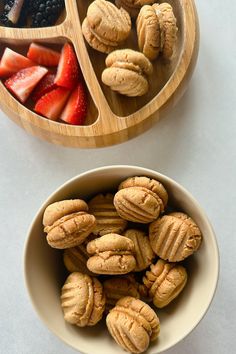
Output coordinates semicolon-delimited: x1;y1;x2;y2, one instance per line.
0;0;199;148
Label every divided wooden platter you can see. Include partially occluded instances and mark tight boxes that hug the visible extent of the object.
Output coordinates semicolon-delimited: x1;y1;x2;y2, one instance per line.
0;0;199;148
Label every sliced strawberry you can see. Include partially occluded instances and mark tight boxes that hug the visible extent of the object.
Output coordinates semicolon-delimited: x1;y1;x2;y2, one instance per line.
34;87;70;121
31;73;57;102
5;66;48;103
27;43;61;67
54;43;80;90
0;48;35;78
61;82;87;125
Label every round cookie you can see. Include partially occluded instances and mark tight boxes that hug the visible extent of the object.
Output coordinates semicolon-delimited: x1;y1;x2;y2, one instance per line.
105;49;153;76
124;229;155;271
153;2;178;59
136;5;161;60
63;244;95;276
82;18;116;54
102;49;153;97
44;211;96;249
88;193;127;236
143;259;187;308
102;67;149;96
87;0;131;43
61;272;105;327
86;233;136;274
103;275;140;311
149;212;202;261
106;296;160;353
118;176;168;208
114;186;163;223
43;199;88;227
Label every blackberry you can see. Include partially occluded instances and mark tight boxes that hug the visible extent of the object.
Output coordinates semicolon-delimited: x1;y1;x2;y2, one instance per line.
0;0;27;27
30;0;65;27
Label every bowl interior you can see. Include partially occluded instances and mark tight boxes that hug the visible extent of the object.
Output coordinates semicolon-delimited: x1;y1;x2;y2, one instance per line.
24;166;219;354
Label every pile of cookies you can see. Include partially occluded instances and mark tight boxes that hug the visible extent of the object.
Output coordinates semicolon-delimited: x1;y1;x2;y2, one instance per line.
81;0;178;97
43;176;202;354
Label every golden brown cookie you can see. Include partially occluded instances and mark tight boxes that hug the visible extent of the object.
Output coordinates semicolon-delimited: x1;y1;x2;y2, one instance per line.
88;193;127;236
43;199;88;227
44;211;96;249
63;244;95;276
149;212;202;261
136;5;161;60
87;0;131;42
106;296;160;353
82;0;131;53
87;233;136;274
143;259;187;308
61;272;105;327
82;18;116;54
103;275;140;311
102;67;149;96
106;49;153;76
119;176;168;207
114;186;163;223
153;3;178;59
136;3;178;60
124;229;155;271
102;49;153;97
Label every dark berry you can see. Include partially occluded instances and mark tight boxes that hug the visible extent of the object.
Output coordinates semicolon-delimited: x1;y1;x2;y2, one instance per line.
29;0;64;27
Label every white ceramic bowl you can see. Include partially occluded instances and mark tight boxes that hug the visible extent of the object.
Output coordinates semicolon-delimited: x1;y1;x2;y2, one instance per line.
24;166;219;354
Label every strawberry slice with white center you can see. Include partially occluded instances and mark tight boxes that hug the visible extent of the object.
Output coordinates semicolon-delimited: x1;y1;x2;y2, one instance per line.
5;66;48;103
34;87;70;121
61;82;87;125
27;43;61;67
54;43;80;90
31;73;57;102
0;47;35;78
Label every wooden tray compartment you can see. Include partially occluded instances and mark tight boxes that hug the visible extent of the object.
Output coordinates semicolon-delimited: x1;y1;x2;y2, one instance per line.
0;0;199;148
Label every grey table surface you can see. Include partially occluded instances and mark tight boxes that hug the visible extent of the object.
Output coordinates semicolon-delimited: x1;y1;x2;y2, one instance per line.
0;1;235;353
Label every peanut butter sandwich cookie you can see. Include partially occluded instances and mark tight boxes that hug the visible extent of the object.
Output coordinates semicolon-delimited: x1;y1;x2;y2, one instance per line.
119;176;168;207
136;3;178;60
114;175;167;223
82;0;131;53
124;229;155;271
106;296;160;353
149;212;202;262
143;259;187;308
43;199;88;227
87;233;136;274
61;272;105;327
88;193;127;236
101;48;153;96
103;275;140;311
43;199;96;249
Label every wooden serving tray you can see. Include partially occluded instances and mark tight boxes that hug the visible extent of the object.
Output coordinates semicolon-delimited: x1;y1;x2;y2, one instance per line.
0;0;199;148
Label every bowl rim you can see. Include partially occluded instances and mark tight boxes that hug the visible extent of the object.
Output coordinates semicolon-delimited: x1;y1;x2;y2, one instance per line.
23;165;220;354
